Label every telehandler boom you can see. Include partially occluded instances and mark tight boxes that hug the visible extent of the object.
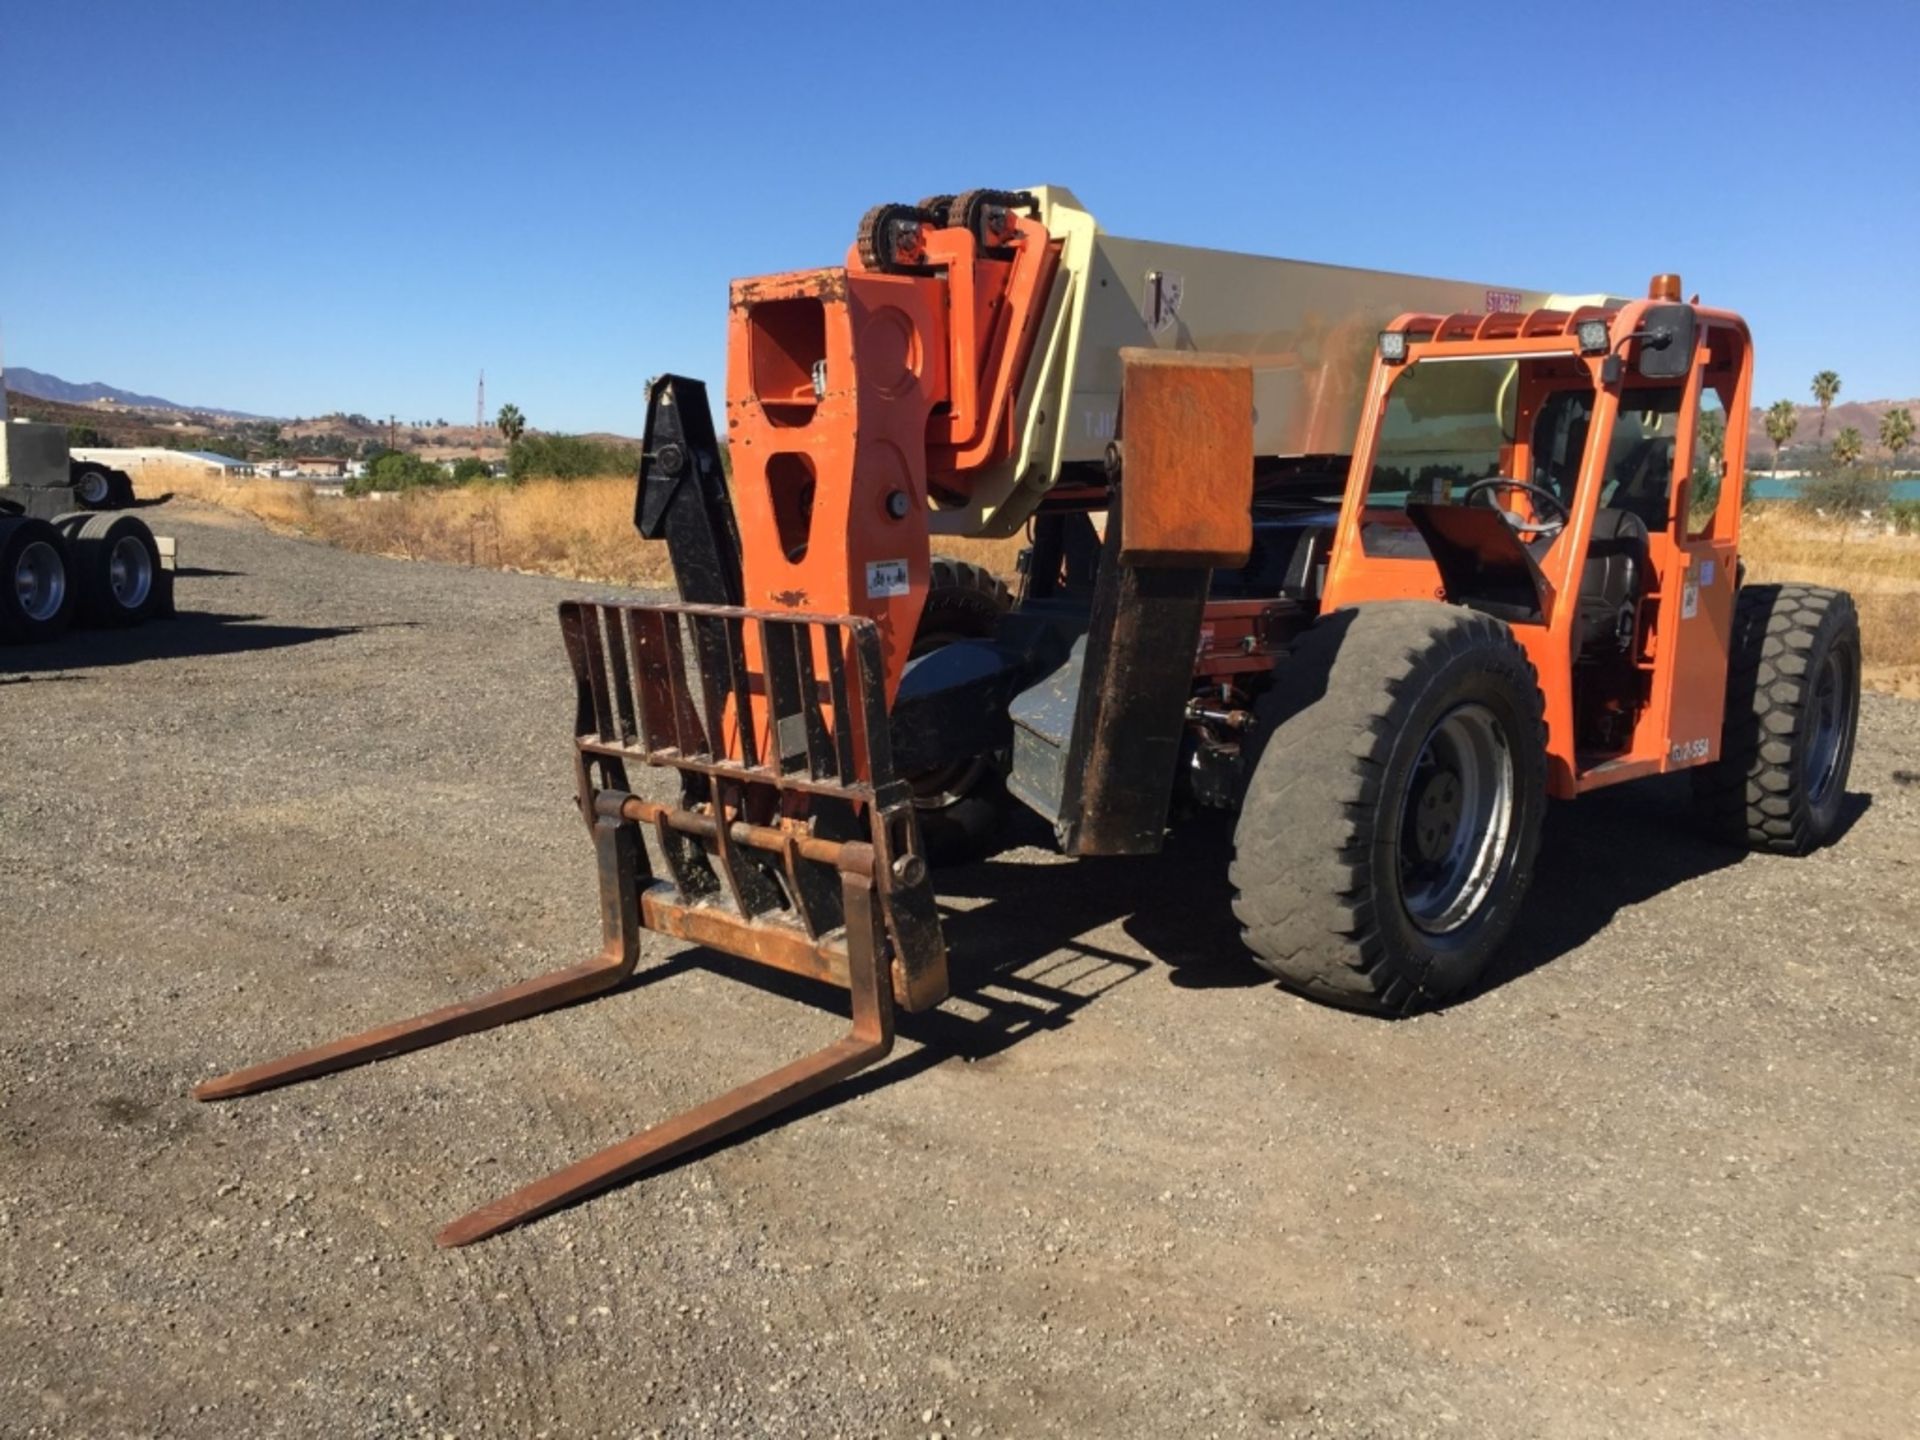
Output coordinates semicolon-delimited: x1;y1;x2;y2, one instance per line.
197;189;1859;1245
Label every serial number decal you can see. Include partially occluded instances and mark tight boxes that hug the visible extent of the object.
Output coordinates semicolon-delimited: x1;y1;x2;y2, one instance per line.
1484;289;1523;314
866;559;910;599
1670;737;1711;763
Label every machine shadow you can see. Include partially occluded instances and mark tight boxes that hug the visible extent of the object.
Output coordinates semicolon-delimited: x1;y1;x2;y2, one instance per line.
1473;776;1871;999
523;777;1871;1229
0;611;388;674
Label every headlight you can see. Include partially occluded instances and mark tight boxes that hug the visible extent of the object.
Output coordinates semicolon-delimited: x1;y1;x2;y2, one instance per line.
1378;330;1408;363
1577;318;1611;354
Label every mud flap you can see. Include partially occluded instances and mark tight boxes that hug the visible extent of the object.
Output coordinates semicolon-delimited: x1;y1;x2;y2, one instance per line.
1008;349;1254;855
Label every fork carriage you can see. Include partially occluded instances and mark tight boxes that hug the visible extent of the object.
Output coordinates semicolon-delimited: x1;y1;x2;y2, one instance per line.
196;594;949;1247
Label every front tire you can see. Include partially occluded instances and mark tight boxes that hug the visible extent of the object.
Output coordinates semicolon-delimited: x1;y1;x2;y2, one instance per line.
1692;583;1860;853
1231;602;1548;1015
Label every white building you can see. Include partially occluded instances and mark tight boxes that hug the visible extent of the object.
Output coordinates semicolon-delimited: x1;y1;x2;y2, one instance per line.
71;446;255;477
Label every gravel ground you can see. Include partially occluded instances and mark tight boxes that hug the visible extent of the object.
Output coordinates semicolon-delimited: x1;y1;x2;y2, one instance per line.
2;500;1916;1439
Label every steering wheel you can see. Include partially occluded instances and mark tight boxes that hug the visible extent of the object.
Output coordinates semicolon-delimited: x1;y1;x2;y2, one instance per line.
1462;478;1571;540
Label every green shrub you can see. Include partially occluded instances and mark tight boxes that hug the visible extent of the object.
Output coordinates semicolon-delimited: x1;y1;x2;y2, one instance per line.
1890;499;1920;535
507;433;640;482
1794;462;1894;518
450;456;493;485
346;450;449;496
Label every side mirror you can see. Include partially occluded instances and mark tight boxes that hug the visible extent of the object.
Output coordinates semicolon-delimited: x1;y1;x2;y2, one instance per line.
1636;303;1696;379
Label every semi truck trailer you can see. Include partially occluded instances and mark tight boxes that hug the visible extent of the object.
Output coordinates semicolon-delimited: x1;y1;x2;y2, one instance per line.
0;404;174;644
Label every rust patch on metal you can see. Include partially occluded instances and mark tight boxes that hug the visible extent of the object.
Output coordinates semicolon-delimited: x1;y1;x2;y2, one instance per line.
1116;349;1256;567
730;267;851;310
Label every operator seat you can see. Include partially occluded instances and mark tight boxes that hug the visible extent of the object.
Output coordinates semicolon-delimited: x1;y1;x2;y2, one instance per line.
1575;507;1648;657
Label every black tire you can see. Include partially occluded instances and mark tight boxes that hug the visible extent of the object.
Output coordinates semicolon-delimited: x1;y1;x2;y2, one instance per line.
71;461;116;510
1691;583;1860;854
1231;602;1548;1015
108;469;137;508
0;516;76;644
66;513;163;626
909;556;1014;864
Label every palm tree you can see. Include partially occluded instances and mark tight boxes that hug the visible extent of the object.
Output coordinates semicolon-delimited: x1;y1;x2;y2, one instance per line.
1881;407;1914;473
1811;370;1841;438
496;403;526;445
1833;425;1864;467
1764;399;1798;476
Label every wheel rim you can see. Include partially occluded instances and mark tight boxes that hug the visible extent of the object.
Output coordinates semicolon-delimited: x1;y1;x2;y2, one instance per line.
1805;645;1853;809
107;534;154;609
1398;702;1515;934
78;471;109;504
15;539;67;622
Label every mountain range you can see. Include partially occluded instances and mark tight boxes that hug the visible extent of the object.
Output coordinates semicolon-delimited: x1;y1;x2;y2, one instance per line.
1;366;260;419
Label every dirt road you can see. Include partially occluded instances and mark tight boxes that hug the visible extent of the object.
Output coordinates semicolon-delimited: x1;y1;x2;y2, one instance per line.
2;502;1916;1438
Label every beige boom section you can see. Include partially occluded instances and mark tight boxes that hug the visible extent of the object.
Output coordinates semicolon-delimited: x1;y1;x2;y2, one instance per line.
932;184;1570;538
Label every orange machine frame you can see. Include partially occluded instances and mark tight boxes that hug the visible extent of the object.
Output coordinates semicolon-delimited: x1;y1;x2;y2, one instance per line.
723;211;1060;702
1317;292;1754;799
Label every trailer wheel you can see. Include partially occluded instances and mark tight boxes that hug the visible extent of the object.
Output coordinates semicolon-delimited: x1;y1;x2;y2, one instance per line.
72;462;116;510
64;513;163;626
1691;583;1860;854
909;556;1014;864
108;469;137;508
1231;602;1548;1015
0;515;76;643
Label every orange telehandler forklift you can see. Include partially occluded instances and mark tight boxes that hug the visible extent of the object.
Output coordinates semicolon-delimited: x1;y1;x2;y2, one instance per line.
197;189;1860;1245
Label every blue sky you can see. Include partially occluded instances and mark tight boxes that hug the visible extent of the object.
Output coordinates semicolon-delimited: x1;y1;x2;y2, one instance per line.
4;1;1916;433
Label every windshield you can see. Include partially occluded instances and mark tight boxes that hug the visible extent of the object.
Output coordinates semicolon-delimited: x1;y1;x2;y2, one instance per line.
1366;358;1515;507
1366;356;1606;511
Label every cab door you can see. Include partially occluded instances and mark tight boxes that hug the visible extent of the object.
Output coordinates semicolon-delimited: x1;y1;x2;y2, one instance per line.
1654;337;1742;769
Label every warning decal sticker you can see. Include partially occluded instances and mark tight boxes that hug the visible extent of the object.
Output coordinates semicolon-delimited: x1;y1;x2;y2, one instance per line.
866;559;910;599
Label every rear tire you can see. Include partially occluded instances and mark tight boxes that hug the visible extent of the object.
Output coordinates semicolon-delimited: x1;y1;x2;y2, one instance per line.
1231;602;1548;1015
107;469;136;508
0;516;76;643
910;556;1014;865
1691;583;1860;854
66;513;163;626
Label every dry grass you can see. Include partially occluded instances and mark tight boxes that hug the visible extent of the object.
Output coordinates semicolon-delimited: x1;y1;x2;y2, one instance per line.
153;463;1920;695
153;465;1027;589
1739;507;1920;697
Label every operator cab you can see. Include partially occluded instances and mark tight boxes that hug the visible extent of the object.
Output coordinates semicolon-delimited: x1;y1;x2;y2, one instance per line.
1320;281;1752;788
1350;347;1661;665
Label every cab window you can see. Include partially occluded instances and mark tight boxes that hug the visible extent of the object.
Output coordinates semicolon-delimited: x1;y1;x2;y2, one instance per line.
1365;358;1511;506
1688;386;1730;539
1602;387;1683;529
1530;389;1594;506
